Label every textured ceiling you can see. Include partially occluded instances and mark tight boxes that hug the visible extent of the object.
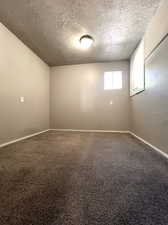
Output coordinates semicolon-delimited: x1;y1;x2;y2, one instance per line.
0;0;161;66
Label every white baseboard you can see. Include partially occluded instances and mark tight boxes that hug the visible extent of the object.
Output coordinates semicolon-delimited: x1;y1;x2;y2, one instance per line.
0;129;129;148
129;131;168;159
50;129;167;159
0;129;50;148
49;129;129;133
1;128;167;160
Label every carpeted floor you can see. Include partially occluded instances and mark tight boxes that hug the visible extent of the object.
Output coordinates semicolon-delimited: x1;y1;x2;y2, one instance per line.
0;131;167;225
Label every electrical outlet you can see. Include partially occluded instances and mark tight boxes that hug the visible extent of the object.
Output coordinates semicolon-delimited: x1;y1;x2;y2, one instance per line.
20;97;25;103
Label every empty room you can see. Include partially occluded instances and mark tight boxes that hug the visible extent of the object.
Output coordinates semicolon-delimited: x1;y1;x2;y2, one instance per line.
0;0;168;224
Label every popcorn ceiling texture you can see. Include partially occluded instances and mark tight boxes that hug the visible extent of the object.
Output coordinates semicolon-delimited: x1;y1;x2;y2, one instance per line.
0;0;161;66
0;131;168;225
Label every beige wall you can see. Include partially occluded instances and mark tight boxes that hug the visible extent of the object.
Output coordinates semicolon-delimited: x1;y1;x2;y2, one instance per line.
131;0;168;153
0;23;50;145
50;62;130;131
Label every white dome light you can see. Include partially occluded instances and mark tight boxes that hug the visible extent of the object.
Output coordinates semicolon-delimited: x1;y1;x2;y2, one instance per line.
80;35;94;49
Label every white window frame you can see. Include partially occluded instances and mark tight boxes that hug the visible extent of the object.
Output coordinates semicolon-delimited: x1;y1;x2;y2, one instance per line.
130;40;145;96
104;71;123;90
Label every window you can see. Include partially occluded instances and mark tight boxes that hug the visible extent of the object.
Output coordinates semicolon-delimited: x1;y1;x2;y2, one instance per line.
130;40;145;96
104;71;122;90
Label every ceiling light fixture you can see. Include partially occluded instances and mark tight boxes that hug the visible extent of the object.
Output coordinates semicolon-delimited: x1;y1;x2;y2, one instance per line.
80;35;94;49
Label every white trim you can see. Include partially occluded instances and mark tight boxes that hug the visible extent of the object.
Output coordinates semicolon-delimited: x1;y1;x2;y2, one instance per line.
0;129;50;148
49;129;129;133
0;128;167;160
129;131;168;159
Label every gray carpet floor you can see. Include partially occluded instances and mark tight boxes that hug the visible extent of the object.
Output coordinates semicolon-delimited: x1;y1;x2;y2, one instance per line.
0;131;168;225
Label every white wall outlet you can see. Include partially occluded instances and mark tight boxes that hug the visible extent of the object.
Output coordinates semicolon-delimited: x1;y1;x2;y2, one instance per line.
20;97;25;103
